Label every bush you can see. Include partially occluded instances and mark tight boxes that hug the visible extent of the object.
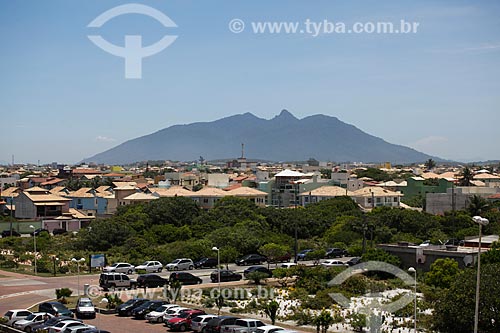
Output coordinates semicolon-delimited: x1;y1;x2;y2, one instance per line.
56;287;73;303
0;260;18;268
246;271;269;285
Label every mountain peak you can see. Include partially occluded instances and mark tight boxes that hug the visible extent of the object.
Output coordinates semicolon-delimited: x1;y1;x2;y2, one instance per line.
273;109;298;121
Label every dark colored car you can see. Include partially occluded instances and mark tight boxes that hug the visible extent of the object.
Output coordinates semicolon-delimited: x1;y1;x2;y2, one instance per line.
235;254;267;266
136;274;169;288
38;301;73;318
132;300;168;319
346;257;361;266
194;257;218;269
297;249;313;260
81;329;111;333
116;298;149;316
210;270;242;283
31;228;50;237
166;309;206;331
445;238;465;246
267;253;291;263
325;248;347;258
205;316;239;333
243;266;272;279
1;229;21;237
169;272;203;285
52;228;67;235
31;316;78;333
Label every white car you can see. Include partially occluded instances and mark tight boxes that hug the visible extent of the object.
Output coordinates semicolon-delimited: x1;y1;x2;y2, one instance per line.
2;309;32;326
13;312;53;331
62;324;93;333
254;325;285;333
191;315;218;332
102;262;135;274
166;258;195;271
162;307;189;322
279;263;297;269
145;304;180;323
321;259;347;268
48;320;94;333
135;260;163;273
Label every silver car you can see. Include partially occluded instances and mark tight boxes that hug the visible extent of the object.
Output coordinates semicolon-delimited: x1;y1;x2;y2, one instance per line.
191;315;218;332
166;258;194;271
102;262;135;274
135;260;163;273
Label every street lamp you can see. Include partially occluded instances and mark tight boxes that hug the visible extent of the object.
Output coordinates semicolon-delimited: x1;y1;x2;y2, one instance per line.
472;215;489;333
212;246;221;315
29;225;37;275
408;267;417;332
98;298;108;332
72;257;86;296
52;256;59;277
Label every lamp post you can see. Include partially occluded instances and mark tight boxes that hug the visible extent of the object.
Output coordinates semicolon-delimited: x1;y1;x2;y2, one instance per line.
72;257;85;296
472;215;489;333
29;225;37;275
52;256;59;277
408;267;417;332
212;246;221;315
98;298;108;332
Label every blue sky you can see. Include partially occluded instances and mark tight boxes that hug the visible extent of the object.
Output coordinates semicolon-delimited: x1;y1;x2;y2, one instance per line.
0;0;499;164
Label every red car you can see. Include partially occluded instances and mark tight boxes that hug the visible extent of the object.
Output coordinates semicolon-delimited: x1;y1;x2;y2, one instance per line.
166;309;206;331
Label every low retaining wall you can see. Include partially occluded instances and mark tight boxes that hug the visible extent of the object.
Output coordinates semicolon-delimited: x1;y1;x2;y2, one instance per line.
0;324;24;333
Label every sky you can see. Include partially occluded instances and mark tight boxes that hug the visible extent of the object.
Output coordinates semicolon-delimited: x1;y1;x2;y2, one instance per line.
0;0;499;164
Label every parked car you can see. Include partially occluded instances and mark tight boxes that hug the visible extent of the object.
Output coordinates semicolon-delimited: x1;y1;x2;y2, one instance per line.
346;257;361;266
61;324;94;333
166;309;206;331
194;257;218;269
243;266;272;279
74;298;95;319
135;260;163;273
13;312;53;331
235;254;267;266
162;307;190;323
210;269;242;283
99;272;136;290
52;228;67;236
136;274;169;288
221;318;265;333
191;314;218;333
3;309;32;326
80;329;111;333
102;262;135;274
325;248;347;258
267;253;291;263
116;298;149;316
205;316;239;333
279;263;297;269
145;304;180;323
296;249;313;261
38;302;73;318
1;229;21;238
47;319;93;333
445;238;465;246
254;325;285;333
30;228;50;237
31;316;76;333
169;272;203;285
132;300;168;319
166;258;195;271
321;259;346;268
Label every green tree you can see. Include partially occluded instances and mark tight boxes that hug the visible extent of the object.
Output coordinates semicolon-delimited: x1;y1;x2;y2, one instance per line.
246;271;269;285
262;300;280;325
459;166;474;186
433;263;500;332
313;309;340;333
361;248;401;267
425;258;460;289
259;243;290;266
482;241;500;265
468;194;490;216
425;158;436;170
347;312;366;332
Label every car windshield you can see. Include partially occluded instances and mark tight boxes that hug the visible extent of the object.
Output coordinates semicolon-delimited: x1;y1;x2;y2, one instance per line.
123;299;135;306
53;304;67;311
79;300;93;307
25;314;37;320
178;312;190;318
171;259;181;264
140;262;149;266
157;305;168;312
110;263;119;267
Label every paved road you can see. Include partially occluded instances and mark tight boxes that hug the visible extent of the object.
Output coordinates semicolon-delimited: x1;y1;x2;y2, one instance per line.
0;258;354;332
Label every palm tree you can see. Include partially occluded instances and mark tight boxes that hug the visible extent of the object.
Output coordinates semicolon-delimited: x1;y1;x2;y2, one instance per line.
459;166;474;186
468;194;489;216
425;158;436;171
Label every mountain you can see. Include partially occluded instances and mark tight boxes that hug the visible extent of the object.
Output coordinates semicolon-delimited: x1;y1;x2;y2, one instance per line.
82;110;440;164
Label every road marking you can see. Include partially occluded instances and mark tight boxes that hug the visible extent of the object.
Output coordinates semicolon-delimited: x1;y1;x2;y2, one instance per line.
0;279;47;286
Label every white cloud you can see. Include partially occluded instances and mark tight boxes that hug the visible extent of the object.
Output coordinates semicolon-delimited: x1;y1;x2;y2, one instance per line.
95;136;116;143
410;136;450;157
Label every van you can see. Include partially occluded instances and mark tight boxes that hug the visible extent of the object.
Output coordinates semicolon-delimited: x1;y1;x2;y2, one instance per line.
99;273;136;290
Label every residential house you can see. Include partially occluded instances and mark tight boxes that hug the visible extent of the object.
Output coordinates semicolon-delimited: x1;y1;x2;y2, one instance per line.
188;187;227;209
298;186;352;206
225;187;267;207
150;186;193;198
426;186;500;215
65;187;108;216
350;186;403;209
15;187;72;219
269;169;305;207
122;192;158;205
40;177;66;190
402;176;454;199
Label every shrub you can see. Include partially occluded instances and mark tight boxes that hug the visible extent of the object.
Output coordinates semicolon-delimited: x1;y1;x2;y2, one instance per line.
246;271;269;285
56;287;72;303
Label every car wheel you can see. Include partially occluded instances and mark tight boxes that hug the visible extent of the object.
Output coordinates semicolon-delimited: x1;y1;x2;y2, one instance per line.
158;268;162;273
25;327;32;333
158;317;163;323
174;267;179;271
189;265;194;270
179;324;187;332
197;279;202;284
127;269;133;274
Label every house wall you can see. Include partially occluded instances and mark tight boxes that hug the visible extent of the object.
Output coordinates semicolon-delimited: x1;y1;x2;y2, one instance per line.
14;193;36;219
